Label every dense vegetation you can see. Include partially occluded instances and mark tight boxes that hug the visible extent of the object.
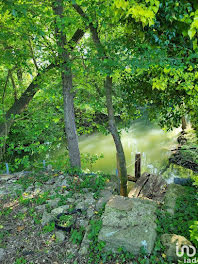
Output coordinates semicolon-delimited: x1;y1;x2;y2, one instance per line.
0;1;197;262
0;0;198;177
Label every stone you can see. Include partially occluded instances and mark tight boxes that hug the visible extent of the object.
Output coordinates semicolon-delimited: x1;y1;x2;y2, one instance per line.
78;225;91;255
36;204;46;212
61;179;68;187
96;190;113;211
76;218;89;228
76;193;95;210
61;190;69;196
164;184;186;215
51;205;70;216
75;200;86;210
82;188;89;193
98;195;157;255
67;198;75;203
41;211;54;226
46;198;60;208
55;230;66;242
0;248;6;261
21;207;28;213
47;164;53;171
86;207;95;219
25;185;34;192
161;234;193;260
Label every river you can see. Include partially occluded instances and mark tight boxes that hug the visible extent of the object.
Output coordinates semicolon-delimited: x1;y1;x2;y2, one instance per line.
79;119;181;177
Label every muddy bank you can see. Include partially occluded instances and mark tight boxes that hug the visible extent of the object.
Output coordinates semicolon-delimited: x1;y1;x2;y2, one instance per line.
169;130;198;173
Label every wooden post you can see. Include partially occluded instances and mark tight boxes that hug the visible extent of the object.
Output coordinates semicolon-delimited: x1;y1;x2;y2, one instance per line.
5;163;9;174
135;153;141;180
182;116;187;131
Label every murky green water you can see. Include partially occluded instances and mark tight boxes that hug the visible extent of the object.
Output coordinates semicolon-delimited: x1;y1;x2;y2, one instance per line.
79;119;181;177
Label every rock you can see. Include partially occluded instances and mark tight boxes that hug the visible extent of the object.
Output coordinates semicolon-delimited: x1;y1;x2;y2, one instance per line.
46;198;60;208
47;164;53;171
51;205;70;216
55;230;66;242
36;204;46;212
0;248;6;261
61;190;69;196
161;234;193;260
57;175;65;181
41;211;54;226
34;188;41;195
174;177;192;186
164;184;186;215
98;195;157;255
76;193;95;210
67;198;75;203
96;190;113;211
78;225;91;255
86;207;95;219
25;185;34;192
76;218;89;228
34;182;42;188
21;207;28;213
75;200;86;210
61;179;68;187
82;188;89;193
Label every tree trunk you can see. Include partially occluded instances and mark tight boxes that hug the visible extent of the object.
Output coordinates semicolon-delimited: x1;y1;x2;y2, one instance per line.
62;61;81;168
73;4;128;195
105;76;128;196
53;0;81;168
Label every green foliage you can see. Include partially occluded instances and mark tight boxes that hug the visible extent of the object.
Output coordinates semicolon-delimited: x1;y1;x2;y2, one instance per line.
43;221;55;233
0;229;9;247
114;0;160;27
156;186;198;243
79;173;109;197
70;227;85;245
33;191;50;205
190;221;198;247
14;257;27;264
0;207;12;217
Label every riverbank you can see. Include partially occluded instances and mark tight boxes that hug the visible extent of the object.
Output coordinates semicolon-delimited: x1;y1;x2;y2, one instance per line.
0;167;197;263
169;128;198;173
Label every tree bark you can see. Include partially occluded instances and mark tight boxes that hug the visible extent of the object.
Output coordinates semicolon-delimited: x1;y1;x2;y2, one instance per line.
105;76;128;196
73;4;128;195
53;0;81;168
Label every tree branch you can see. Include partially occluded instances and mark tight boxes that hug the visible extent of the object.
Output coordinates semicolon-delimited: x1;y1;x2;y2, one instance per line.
10;71;18;101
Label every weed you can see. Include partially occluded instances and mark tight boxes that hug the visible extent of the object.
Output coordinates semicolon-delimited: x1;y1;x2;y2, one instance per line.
0;207;12;217
14;257;27;264
43;221;55;233
70;227;85;244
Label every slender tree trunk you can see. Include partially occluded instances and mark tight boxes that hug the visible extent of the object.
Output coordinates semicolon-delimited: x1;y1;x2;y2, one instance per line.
73;4;128;195
53;0;81;168
62;60;81;168
105;76;128;196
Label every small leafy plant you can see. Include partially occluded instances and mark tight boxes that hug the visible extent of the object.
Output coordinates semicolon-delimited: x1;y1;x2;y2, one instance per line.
57;214;74;228
43;221;55;233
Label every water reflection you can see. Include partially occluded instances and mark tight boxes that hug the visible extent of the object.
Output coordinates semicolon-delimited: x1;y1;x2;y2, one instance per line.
79;119;181;176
